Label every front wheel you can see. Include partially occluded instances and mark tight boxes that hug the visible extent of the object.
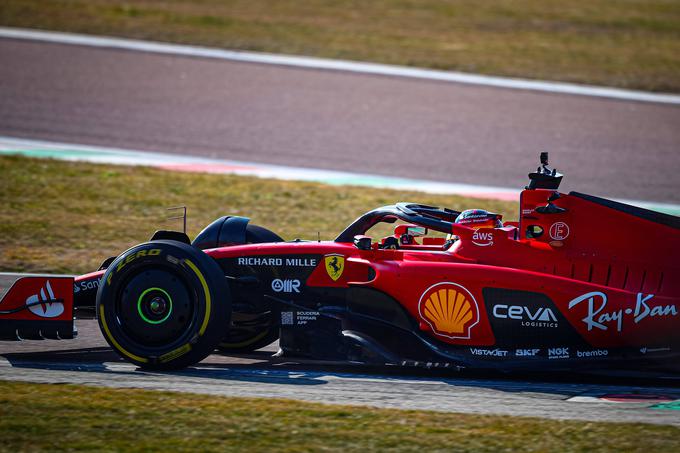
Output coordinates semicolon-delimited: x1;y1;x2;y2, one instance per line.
97;240;230;370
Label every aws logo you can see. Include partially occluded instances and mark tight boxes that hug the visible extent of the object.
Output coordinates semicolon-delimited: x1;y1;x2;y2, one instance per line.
418;282;480;339
471;230;493;247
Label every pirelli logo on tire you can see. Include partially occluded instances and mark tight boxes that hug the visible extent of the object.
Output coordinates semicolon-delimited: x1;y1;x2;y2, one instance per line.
159;343;192;363
107;248;162;285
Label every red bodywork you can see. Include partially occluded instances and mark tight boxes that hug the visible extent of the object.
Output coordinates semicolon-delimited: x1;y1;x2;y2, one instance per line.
70;187;679;354
2;180;678;369
0;276;75;339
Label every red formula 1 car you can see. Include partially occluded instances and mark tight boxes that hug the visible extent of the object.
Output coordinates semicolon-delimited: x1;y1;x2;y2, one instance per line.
1;154;678;372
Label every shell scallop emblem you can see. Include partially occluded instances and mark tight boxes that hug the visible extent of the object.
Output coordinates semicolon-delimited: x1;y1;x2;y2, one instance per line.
418;283;479;339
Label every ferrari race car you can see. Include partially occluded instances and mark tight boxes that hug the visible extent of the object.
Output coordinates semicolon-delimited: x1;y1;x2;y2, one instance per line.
1;154;678;372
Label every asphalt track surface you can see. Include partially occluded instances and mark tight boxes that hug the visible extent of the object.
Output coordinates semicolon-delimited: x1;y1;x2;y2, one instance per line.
1;38;680;203
1;319;679;426
1;37;680;425
1;276;679;426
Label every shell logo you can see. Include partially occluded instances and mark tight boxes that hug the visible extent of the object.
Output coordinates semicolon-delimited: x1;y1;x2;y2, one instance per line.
418;282;479;339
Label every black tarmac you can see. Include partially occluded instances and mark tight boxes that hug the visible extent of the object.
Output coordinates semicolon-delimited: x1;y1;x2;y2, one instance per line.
1;38;679;202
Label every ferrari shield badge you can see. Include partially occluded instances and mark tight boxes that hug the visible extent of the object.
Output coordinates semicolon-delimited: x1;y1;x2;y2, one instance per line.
324;254;345;281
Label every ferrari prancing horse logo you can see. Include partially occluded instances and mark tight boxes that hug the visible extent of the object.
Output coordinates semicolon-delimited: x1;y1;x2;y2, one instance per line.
324;254;345;281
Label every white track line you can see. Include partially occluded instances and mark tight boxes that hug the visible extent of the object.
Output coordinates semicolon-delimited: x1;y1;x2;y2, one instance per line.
1;27;679;105
2;135;680;215
0;136;518;199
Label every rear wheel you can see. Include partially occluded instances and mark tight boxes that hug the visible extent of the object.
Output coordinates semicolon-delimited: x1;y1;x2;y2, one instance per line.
217;224;281;353
97;240;230;370
218;310;280;353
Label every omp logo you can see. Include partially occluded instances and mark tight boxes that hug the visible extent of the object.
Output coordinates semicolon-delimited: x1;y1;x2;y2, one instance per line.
271;279;300;293
27;280;64;318
418;282;480;339
471;230;494;247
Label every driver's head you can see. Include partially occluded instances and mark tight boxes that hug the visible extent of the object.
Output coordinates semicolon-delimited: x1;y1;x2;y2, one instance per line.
455;209;503;229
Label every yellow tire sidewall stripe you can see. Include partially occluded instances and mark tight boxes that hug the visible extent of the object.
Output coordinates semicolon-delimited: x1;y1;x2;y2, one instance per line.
99;304;148;363
185;259;212;336
99;256;212;364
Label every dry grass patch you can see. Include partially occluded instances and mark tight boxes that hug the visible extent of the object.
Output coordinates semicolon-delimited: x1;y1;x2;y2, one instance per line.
0;380;678;452
0;155;516;274
1;0;679;91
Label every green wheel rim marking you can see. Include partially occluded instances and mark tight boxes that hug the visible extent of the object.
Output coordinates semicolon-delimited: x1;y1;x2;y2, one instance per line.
137;287;173;325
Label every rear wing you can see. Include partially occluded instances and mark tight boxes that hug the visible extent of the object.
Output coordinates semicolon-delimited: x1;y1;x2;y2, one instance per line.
0;274;76;340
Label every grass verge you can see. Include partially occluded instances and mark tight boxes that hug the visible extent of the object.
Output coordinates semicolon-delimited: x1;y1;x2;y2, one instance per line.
0;0;679;92
0;380;678;452
0;155;516;274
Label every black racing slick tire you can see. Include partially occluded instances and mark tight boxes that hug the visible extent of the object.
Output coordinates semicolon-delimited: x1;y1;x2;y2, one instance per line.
96;240;230;370
217;224;281;353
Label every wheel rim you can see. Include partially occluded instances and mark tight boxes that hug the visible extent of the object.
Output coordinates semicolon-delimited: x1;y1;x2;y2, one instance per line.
137;287;173;324
116;267;196;347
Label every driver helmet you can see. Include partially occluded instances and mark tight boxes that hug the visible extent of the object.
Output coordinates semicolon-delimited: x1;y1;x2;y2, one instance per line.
454;209;503;229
